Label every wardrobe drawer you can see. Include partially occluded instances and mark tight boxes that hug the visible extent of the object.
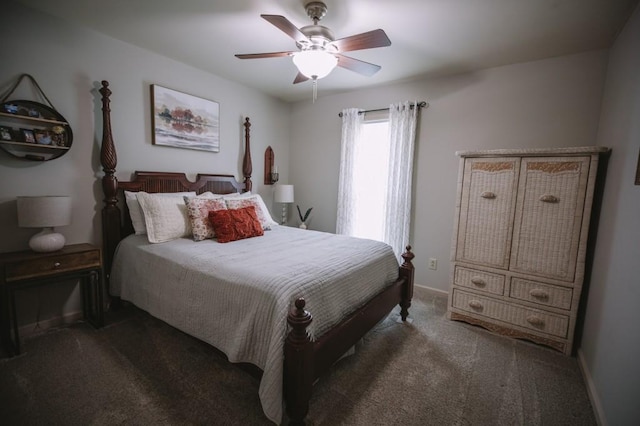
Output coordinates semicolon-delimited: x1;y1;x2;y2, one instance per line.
510;278;573;310
454;266;505;295
452;289;569;338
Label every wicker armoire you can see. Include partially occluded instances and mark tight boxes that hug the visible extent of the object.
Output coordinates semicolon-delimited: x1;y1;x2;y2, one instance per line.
448;146;609;355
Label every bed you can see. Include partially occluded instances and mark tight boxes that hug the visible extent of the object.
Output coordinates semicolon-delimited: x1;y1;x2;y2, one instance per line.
98;80;415;425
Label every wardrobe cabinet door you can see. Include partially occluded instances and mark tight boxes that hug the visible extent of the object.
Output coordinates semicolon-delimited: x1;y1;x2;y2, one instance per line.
456;158;520;269
510;157;590;281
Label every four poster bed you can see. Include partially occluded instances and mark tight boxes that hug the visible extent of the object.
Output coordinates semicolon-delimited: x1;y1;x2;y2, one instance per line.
98;80;415;425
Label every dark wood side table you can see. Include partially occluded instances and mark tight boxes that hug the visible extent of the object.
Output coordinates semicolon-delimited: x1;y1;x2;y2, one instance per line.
0;243;104;356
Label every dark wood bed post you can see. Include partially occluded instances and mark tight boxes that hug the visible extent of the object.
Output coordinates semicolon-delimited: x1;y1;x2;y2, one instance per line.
99;80;121;282
243;117;252;192
400;245;415;320
285;298;313;425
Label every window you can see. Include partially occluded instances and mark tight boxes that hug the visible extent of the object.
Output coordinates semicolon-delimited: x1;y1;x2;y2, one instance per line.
351;118;389;242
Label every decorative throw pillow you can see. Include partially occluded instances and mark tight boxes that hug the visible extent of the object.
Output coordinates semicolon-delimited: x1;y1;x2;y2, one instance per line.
125;191;195;235
137;192;193;243
209;206;264;243
184;197;227;241
225;194;278;230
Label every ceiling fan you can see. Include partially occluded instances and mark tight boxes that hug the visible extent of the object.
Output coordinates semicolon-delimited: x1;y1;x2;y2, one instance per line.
235;1;391;87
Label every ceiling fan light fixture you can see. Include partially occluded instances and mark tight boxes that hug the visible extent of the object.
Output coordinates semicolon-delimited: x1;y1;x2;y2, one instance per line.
292;50;337;79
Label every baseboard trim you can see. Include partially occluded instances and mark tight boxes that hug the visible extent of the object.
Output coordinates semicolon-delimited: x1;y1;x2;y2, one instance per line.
577;348;607;426
18;311;83;339
414;284;448;296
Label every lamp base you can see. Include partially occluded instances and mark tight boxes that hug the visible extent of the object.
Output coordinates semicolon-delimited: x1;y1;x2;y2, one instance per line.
280;204;288;225
29;227;65;252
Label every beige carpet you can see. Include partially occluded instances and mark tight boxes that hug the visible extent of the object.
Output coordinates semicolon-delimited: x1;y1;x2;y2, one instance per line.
0;287;596;425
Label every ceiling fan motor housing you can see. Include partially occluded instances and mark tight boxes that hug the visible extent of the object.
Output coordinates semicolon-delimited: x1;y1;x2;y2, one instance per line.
298;25;337;52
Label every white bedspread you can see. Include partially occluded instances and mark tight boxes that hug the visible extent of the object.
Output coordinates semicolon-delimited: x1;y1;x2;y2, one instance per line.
110;225;399;424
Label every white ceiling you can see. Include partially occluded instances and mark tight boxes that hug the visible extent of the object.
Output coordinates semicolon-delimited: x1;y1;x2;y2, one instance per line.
14;0;639;103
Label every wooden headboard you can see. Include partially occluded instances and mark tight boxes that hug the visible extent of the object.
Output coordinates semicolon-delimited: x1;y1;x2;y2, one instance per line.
98;80;253;279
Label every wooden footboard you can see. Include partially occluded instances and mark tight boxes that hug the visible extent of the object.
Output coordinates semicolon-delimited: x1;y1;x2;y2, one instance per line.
284;247;414;425
99;80;415;425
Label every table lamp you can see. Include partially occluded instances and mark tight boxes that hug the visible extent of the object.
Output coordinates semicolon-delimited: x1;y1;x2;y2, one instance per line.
17;195;72;252
273;184;294;225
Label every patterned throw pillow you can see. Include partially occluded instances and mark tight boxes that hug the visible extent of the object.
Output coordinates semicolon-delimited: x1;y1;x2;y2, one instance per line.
184;197;227;241
209;206;264;243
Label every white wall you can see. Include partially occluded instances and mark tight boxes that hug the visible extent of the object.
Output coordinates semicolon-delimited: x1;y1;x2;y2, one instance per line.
582;4;640;425
0;1;290;326
290;50;608;291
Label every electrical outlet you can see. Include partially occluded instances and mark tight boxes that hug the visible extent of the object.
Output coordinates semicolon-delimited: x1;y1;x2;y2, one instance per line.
428;258;437;270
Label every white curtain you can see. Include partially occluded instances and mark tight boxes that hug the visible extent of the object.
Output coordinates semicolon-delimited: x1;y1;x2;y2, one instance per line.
383;101;418;261
337;102;418;262
336;108;363;236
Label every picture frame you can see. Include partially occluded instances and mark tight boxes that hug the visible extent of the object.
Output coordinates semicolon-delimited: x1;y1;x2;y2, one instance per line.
34;129;52;145
151;84;220;152
0;126;12;141
21;128;35;143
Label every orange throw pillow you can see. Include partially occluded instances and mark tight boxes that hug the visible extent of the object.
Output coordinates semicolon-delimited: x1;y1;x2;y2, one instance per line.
209;206;264;243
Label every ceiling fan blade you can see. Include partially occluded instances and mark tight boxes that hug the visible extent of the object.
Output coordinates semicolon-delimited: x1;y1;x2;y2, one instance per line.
235;51;294;59
332;29;391;52
261;14;310;44
337;54;381;77
293;72;309;84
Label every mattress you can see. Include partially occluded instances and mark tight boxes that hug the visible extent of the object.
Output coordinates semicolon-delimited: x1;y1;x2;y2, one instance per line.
110;225;399;423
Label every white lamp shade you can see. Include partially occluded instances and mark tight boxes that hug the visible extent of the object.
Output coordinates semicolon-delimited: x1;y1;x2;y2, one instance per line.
17;196;72;228
274;185;294;203
293;51;338;79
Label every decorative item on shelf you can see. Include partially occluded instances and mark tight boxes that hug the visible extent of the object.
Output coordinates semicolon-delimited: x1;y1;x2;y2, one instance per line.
4;103;18;114
34;129;52;145
296;205;313;229
51;125;66;146
17;195;72;252
0;126;12;140
20;128;35;143
274;184;294;225
264;146;279;184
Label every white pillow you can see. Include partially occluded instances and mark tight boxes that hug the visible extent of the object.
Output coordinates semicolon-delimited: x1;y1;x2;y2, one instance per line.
136;192;193;243
225;194;278;230
124;191;195;235
224;191;250;198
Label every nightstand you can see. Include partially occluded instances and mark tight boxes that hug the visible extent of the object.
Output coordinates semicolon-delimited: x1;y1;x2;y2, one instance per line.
0;243;104;356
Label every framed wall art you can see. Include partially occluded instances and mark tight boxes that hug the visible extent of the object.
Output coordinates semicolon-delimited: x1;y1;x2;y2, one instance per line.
21;128;35;143
151;84;220;152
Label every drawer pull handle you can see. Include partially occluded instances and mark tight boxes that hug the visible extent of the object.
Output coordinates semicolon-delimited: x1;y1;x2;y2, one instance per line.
529;289;549;299
470;277;486;287
526;316;545;327
468;300;483;310
481;191;496;199
54;262;61;268
539;194;559;203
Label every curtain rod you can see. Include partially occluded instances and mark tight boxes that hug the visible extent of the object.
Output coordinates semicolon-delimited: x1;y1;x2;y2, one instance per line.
338;101;428;117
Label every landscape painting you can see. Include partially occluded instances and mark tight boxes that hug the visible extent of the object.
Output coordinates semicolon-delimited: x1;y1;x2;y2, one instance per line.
151;85;220;152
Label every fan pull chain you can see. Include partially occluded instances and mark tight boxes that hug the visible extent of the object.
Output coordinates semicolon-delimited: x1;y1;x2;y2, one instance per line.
312;77;318;103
